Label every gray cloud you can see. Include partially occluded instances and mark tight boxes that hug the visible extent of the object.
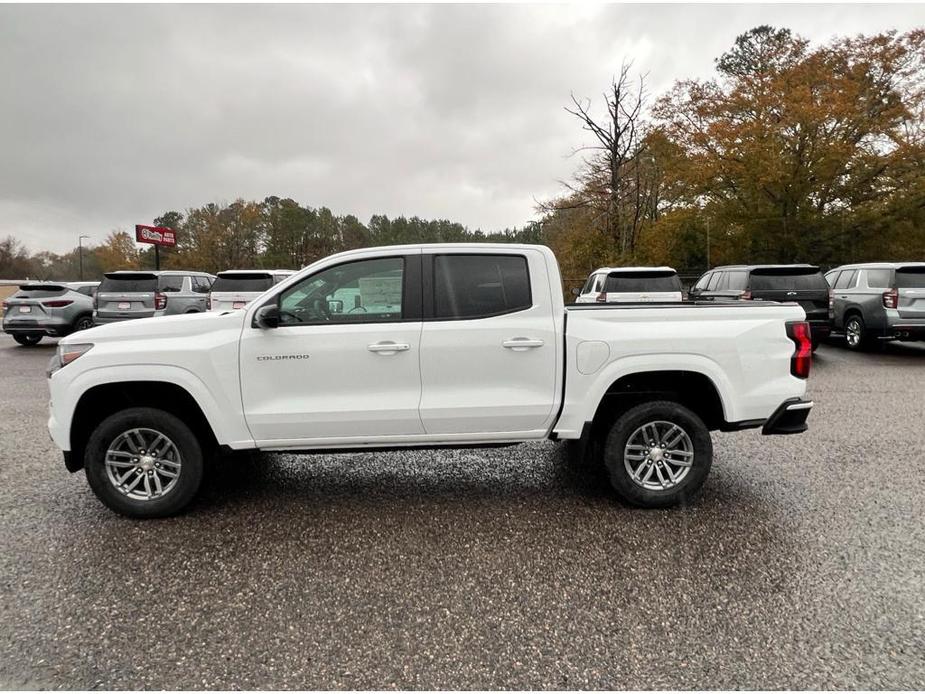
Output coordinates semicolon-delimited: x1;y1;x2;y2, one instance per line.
1;3;923;252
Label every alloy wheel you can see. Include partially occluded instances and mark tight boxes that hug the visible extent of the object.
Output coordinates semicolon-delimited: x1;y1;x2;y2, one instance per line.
104;428;182;501
623;420;694;491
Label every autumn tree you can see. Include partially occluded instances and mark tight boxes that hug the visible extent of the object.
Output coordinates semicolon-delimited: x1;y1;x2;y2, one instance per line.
653;26;925;264
94;230;139;272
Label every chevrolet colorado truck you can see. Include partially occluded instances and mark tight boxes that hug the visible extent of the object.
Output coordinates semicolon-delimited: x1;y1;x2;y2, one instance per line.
47;244;814;518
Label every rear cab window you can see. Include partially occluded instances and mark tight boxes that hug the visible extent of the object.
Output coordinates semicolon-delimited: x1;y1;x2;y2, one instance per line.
604;270;682;293
433;254;531;319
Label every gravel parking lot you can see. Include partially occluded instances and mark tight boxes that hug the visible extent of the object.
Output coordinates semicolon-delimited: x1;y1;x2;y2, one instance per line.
0;335;923;689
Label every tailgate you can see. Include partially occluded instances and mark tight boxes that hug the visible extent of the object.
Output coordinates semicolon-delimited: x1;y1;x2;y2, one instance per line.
210;292;259;311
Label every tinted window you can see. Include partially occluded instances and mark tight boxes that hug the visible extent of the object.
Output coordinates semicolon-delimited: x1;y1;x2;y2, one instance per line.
749;269;828;291
279;256;404;324
99;275;156;293
434;254;531;319
158;275;185;292
896;267;925;288
14;285;67;299
74;286;97;297
192;276;212;293
215;274;275;293
604;271;681;293
865;269;892;289
725;271;748;291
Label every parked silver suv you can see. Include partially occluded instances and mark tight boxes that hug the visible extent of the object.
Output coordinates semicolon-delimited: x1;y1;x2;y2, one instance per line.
2;281;99;346
93;271;215;325
825;262;925;350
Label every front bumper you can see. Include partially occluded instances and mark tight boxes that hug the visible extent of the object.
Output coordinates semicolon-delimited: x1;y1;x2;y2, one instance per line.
762;398;813;435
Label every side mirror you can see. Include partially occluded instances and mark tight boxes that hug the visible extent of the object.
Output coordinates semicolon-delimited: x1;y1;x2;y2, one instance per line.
255;304;281;329
327;299;344;314
570;287;581;296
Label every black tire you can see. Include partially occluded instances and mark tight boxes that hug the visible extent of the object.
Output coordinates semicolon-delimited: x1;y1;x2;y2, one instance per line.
84;407;204;518
72;314;94;332
844;314;869;351
12;333;42;346
602;400;713;508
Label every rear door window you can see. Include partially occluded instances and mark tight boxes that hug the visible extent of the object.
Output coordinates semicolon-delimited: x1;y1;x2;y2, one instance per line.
604;271;682;293
99;275;157;293
212;273;274;293
433;254;531;320
192;276;213;293
896;267;925;288
834;270;857;289
693;273;712;290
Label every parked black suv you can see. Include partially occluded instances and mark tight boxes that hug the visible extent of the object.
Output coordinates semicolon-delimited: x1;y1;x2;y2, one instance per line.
689;264;831;347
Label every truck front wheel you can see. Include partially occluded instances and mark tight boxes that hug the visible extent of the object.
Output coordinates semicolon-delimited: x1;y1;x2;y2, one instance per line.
84;407;204;518
602;400;712;508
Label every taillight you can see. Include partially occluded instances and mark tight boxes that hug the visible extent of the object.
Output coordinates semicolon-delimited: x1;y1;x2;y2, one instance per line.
155;292;167;310
786;321;812;379
741;290;752;300
828;289;834;319
92;294;98;310
206;295;212;310
42;300;74;308
1;301;8;311
882;288;898;309
595;292;607;303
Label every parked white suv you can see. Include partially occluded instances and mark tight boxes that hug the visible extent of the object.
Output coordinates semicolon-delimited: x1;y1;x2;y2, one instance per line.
208;270;295;312
47;244;813;517
575;267;683;303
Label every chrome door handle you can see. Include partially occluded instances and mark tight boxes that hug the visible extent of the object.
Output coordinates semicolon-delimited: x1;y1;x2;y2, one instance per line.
367;341;410;354
502;337;544;351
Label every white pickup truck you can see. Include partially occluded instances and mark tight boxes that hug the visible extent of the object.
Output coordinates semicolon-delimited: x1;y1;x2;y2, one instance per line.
47;244;814;518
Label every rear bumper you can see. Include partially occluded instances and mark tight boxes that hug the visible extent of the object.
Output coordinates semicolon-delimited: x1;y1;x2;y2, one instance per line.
881;322;925;341
762;398;813;435
3;317;71;335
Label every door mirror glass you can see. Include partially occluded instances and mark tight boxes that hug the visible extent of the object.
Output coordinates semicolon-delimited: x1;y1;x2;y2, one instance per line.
570;287;581;296
255;304;281;329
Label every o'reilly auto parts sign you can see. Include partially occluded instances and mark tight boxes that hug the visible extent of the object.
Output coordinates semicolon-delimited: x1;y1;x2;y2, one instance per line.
135;224;177;247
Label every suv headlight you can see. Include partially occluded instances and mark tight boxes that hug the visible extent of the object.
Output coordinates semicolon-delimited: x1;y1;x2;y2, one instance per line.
48;343;94;378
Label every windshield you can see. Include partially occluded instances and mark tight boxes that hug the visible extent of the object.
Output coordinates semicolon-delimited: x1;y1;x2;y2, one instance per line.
212;273;274;293
896;267;925;288
99;275;157;293
749;268;827;291
605;271;682;293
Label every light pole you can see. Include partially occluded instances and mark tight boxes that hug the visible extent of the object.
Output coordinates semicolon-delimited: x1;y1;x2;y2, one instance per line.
78;235;90;281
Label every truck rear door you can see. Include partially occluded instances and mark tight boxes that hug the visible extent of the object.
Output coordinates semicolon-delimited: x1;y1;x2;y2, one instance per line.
418;250;559;436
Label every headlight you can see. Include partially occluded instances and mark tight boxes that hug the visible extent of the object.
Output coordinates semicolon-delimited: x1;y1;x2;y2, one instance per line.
48;343;94;377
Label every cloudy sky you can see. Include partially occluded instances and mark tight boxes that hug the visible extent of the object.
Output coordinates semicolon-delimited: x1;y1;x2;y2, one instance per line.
2;3;923;253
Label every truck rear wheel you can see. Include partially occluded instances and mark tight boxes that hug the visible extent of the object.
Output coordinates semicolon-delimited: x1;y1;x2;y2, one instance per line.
602;400;712;508
84;407;204;518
